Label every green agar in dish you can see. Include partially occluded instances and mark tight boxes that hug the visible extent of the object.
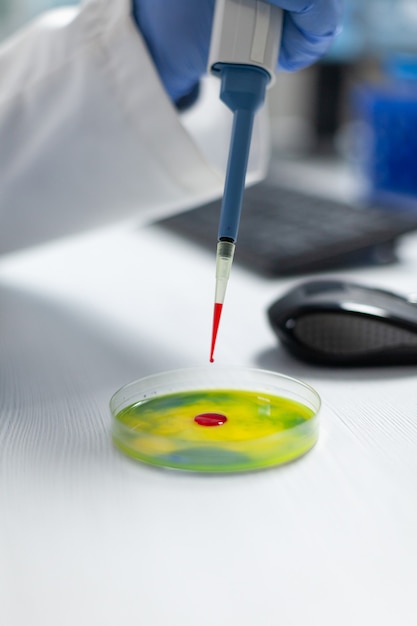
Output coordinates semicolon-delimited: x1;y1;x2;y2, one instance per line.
112;388;318;472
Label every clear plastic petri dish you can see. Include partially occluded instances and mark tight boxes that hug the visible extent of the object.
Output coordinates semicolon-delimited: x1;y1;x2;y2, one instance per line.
110;366;321;473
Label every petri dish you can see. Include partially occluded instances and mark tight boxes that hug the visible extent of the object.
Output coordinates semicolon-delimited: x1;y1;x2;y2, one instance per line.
110;366;321;473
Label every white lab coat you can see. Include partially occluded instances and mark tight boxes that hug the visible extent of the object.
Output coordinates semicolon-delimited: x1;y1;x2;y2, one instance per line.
0;0;269;254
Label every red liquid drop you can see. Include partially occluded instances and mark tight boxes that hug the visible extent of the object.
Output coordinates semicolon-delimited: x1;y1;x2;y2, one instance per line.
194;413;227;427
210;302;223;363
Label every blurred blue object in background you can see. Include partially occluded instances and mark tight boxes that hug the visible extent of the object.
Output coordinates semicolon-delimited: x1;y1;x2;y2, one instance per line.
353;54;417;208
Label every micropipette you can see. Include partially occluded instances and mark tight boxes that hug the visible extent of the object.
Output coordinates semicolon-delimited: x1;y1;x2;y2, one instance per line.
208;0;283;361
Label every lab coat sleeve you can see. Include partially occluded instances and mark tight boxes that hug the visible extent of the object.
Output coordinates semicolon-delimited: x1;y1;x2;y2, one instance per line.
0;0;270;254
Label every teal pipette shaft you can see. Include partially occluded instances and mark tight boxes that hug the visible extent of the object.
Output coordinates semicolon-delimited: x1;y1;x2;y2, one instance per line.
208;0;283;361
215;64;269;241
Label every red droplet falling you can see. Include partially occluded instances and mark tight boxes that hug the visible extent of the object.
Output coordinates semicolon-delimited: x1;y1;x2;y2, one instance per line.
210;302;223;363
194;412;227;427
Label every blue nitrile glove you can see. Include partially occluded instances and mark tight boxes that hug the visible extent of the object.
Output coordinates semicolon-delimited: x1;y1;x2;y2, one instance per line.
132;0;343;105
277;0;343;70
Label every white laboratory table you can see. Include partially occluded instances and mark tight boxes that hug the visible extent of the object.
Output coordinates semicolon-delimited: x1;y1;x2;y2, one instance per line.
0;163;416;626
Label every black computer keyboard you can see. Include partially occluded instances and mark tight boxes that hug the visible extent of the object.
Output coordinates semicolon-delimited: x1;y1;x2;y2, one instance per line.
156;182;417;276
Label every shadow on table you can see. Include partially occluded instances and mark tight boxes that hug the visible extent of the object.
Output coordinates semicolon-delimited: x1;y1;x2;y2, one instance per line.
255;346;417;382
0;282;181;477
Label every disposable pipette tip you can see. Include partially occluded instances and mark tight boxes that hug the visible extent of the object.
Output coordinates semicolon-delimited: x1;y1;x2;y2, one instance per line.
210;301;224;362
209;241;235;362
209;302;222;361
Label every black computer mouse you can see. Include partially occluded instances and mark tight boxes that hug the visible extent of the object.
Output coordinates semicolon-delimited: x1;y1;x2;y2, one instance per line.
267;279;417;366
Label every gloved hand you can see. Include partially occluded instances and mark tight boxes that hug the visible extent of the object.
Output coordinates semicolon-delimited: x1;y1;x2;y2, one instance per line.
277;0;343;70
133;0;343;105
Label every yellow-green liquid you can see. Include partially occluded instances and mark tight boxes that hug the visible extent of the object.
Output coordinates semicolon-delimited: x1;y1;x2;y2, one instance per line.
113;388;318;472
